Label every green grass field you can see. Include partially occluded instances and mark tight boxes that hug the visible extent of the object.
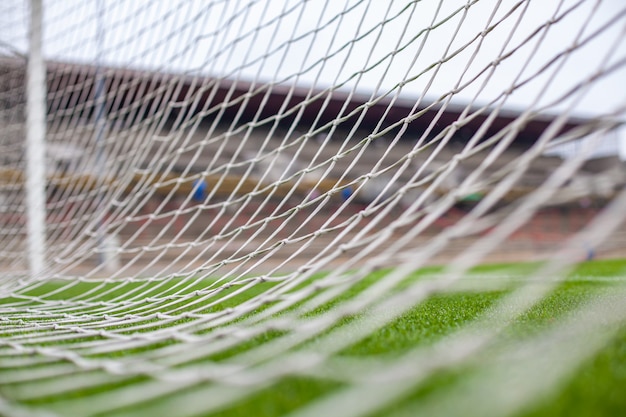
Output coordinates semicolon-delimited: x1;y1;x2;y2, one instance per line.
1;259;625;417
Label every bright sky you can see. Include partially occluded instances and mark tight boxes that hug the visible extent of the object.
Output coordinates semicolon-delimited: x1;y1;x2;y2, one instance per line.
2;0;625;158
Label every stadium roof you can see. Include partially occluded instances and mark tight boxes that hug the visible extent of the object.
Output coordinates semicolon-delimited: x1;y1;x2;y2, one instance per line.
2;58;592;144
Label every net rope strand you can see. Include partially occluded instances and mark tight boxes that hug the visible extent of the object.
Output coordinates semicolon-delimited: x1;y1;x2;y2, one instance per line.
1;0;626;416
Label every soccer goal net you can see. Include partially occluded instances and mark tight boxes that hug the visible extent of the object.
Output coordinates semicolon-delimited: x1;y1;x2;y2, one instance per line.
1;1;625;416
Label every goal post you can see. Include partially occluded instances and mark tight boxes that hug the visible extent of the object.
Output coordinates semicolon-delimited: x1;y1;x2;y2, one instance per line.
25;0;46;277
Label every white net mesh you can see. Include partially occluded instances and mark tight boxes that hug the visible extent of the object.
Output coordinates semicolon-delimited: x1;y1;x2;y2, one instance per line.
1;1;625;416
